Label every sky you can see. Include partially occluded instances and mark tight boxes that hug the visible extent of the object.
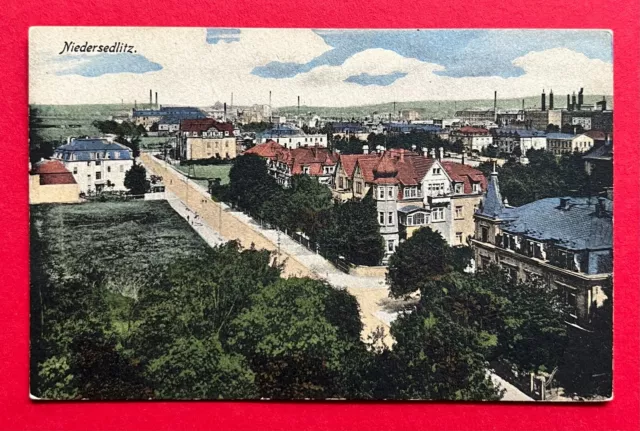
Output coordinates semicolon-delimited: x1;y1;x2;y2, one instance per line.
29;28;613;107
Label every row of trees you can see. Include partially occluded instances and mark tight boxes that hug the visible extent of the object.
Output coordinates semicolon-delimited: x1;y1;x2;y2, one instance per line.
33;227;610;400
477;149;610;207
223;154;385;266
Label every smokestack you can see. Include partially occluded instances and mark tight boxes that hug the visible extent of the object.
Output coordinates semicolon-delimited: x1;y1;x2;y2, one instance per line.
231;92;234;110
155;92;158;108
149;89;153;108
541;89;546;111
134;100;137;109
224;102;227;122
572;92;577;111
494;91;497;121
297;96;300;117
522;99;525;111
549;89;554;110
578;88;584;108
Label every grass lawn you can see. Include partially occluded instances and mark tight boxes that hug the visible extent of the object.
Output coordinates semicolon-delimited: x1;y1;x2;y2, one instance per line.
174;163;232;186
31;200;210;279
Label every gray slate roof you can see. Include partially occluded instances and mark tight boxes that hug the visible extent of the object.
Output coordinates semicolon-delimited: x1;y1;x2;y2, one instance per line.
500;197;612;251
54;139;133;161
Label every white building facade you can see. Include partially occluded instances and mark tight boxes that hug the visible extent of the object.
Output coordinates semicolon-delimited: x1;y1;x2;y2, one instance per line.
52;138;134;194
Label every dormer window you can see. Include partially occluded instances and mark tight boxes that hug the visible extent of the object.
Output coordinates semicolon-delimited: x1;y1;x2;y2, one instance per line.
472;183;481;193
455;183;463;194
378;187;385;199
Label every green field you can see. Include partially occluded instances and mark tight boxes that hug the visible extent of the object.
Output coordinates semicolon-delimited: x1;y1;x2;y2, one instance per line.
174;163;232;187
31;200;210;279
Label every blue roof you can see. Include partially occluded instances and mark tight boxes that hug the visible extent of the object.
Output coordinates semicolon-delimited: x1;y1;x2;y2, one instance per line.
54;139;133;161
480;172;504;218
499;197;612;251
546;133;575;140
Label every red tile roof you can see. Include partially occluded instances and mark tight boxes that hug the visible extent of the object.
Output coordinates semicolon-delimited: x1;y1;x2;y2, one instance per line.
338;154;377;178
456;126;490;135
441;161;487;194
181;118;235;136
30;160;77;185
244;140;286;159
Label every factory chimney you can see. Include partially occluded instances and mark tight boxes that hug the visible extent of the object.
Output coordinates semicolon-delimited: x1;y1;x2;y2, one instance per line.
269;91;272;110
522;99;525;111
549;89;554;110
571;92;577;111
155;92;158;109
541;89;546;111
149;89;152;108
223;102;227;122
297;96;300;117
578;88;584;109
493;91;497;121
231;92;234;110
567;94;571;111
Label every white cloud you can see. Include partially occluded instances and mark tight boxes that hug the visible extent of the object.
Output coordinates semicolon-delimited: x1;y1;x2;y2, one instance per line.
29;28;612;107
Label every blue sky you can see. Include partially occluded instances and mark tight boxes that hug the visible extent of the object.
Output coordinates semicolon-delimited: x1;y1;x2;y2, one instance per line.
250;30;612;85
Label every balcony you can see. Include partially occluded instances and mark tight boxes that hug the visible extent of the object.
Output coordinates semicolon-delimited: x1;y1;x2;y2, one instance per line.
428;195;451;205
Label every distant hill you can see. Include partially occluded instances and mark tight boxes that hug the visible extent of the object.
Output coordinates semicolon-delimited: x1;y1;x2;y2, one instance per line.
275;95;613;120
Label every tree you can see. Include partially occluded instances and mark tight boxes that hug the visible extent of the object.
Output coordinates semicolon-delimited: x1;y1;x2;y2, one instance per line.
387;306;502;400
228;154;278;214
387;227;469;298
124;162;148;196
228;278;370;399
317;196;385;266
146;335;257;399
284;175;333;236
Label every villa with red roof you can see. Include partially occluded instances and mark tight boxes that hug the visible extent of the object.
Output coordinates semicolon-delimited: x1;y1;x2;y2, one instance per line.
245;140;338;187
332;148;487;259
179;118;238;160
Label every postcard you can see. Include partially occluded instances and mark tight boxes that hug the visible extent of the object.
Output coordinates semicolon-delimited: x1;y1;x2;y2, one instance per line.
29;27;613;401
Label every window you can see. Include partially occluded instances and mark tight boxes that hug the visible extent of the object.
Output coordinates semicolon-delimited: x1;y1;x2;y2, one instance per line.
87;174;91;182
387;240;395;252
456;232;463;244
388;187;393;198
379;212;385;225
455;183;463;194
414;212;425;225
73;167;78;174
481;226;489;242
302;166;310;175
119;165;124;173
114;152;120;159
107;166;111;173
455;206;463;219
96;172;102;180
404;186;419;199
388;212;394;224
432;207;444;221
96;160;101;166
472;183;480;193
378;187;385;199
433;167;441;175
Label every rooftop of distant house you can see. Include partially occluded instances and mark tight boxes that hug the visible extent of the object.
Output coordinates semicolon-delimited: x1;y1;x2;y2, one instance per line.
30;159;77;185
181;118;235;136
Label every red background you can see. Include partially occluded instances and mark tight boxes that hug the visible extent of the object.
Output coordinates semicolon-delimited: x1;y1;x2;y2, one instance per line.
1;0;638;429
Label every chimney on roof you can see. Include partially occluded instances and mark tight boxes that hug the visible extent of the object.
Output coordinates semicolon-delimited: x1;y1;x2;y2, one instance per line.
549;89;554;110
399;149;405;162
422;147;428;158
439;147;444;160
572;92;577;111
362;145;369;155
430;148;436;159
411;144;417;152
